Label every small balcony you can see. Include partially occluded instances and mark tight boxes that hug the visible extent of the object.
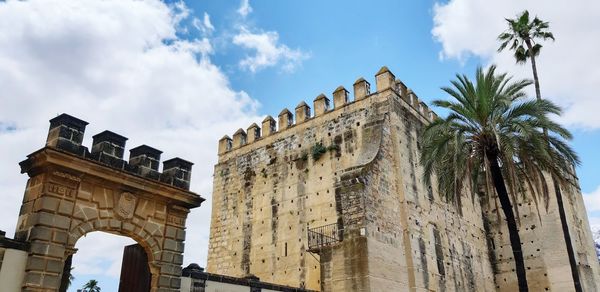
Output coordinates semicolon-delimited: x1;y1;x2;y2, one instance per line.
307;222;343;252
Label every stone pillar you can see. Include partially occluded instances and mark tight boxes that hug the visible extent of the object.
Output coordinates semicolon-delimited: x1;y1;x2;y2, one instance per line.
46;113;88;155
400;87;412;105
218;136;232;155
278;109;293;130
395;79;408;99
410;91;420;108
407;89;418;108
332;86;349;109
162;158;193;190
157;206;190;292
418;101;428;116
18;192;74;291
129;145;162;179
313;94;330;117
295;102;311;124
91;130;128;168
353;78;370;101
247;123;261;143
261;116;276;137
232;128;247;148
375;66;395;92
430;111;439;121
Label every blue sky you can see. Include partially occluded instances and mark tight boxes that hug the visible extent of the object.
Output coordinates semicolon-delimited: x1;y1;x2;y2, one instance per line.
184;0;463;116
0;0;599;291
179;0;600;191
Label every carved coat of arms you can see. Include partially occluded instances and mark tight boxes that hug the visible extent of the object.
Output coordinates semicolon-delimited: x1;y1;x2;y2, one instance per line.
116;192;136;219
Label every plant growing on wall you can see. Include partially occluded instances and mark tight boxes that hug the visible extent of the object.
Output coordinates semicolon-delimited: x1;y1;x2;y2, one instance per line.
311;142;327;160
420;65;579;292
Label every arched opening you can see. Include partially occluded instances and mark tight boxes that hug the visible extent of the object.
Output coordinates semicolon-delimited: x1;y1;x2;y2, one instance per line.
15;123;204;291
64;231;153;292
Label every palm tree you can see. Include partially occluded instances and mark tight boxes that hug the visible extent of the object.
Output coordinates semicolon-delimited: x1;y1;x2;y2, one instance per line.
498;10;554;101
421;65;579;292
82;279;101;292
68;267;75;289
499;12;582;291
58;256;74;292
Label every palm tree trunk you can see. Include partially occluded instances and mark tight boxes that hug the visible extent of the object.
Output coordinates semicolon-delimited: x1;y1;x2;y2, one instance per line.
526;40;548;141
525;39;582;292
552;177;583;292
487;151;528;292
525;40;542;101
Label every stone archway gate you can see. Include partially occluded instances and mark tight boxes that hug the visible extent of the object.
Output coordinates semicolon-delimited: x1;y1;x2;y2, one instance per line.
14;114;204;291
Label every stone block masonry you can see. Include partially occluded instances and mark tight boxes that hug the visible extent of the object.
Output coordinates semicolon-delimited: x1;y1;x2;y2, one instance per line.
11;114;204;292
207;66;600;291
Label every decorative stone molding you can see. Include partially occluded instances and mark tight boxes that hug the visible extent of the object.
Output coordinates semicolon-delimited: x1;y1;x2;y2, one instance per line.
14;115;204;291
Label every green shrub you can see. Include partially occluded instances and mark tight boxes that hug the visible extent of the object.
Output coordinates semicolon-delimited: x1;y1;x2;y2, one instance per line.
311;142;327;160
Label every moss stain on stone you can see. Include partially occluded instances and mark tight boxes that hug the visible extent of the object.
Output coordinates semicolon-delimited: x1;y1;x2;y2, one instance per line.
240;166;256;274
418;236;429;288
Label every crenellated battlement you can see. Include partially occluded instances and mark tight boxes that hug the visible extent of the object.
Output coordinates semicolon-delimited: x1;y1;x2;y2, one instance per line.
218;66;438;155
209;66;600;292
32;113;194;190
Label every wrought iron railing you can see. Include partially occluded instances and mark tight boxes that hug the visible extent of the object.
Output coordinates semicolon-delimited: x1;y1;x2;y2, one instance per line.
307;222;343;251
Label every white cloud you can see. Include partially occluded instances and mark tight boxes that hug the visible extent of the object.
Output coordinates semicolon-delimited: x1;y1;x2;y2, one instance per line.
233;27;310;73
0;0;261;282
203;13;215;33
73;232;135;277
583;186;600;234
237;0;252;18
432;0;600;129
193;12;214;36
229;0;309;73
584;186;600;213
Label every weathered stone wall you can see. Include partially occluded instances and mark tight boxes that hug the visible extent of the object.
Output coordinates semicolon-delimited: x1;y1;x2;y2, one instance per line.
357;94;496;292
16;151;199;291
208;67;493;291
13;114;203;291
208;86;380;290
208;66;600;291
485;172;600;291
567;184;600;290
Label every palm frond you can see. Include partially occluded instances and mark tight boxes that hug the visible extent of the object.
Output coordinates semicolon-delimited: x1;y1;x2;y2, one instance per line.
498;10;554;64
421;65;578;226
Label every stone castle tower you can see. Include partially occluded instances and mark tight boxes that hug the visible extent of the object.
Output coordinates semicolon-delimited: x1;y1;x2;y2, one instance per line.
207;67;600;291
